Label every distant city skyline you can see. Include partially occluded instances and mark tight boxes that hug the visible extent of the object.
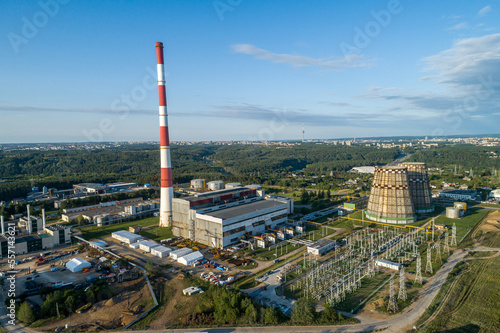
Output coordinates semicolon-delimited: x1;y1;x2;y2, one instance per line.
1;1;499;143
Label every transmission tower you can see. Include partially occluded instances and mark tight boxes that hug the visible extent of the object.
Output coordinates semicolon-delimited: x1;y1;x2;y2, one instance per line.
415;254;423;284
425;246;433;274
398;266;407;301
451;223;457;246
387;274;398;313
443;230;450;255
436;240;442;263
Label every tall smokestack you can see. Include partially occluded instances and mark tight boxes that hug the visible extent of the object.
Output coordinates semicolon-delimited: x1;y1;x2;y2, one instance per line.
1;216;4;235
156;42;173;227
42;208;46;230
27;204;32;234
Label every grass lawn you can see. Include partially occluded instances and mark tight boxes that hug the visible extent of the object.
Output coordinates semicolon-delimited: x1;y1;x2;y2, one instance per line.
420;257;500;332
80;216;160;240
335;271;391;313
249;241;302;261
434;207;490;241
138;226;174;242
482;231;500;248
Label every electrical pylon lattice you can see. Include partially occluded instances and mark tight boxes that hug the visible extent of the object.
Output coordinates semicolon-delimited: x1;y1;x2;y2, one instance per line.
425;246;433;274
387;274;398;313
398;266;407;301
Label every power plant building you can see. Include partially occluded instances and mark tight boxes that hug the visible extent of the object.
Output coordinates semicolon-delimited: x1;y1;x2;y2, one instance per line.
172;187;293;248
366;166;417;224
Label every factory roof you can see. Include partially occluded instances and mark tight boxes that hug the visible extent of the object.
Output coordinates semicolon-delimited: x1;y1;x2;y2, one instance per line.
184;187;255;201
38;233;51;238
16;235;41;243
202;199;286;220
46;225;67;231
440;189;478;194
307;238;336;250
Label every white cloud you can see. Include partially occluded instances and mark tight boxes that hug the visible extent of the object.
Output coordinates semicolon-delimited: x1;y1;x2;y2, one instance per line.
231;44;370;69
477;5;492;17
447;22;469;30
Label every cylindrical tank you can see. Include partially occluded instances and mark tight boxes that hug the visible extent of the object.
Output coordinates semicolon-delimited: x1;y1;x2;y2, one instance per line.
446;207;460;219
245;184;262;190
397;162;434;213
225;182;242;189
190;179;206;190
207;180;225;191
366;166;416;224
454;202;467;210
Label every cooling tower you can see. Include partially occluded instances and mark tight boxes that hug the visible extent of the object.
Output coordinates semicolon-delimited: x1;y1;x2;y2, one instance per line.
397;162;434;213
366;166;416;224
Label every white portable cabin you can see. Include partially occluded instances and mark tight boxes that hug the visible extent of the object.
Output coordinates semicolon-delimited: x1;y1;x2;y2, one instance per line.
177;251;203;266
111;230;144;244
169;247;193;260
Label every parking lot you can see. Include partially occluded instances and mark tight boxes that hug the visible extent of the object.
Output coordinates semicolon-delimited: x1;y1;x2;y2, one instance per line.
251;265;294;316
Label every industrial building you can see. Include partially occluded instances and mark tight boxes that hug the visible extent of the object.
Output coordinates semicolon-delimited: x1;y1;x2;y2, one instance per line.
171;187;293;248
375;259;401;271
150;245;171;258
489;189;500;201
61;198;159;225
0;209;71;257
307;239;337;256
170;247;193;260
397;162;434;213
111;230;144;244
366;167;417;224
177;250;203;266
66;258;91;273
439;190;479;201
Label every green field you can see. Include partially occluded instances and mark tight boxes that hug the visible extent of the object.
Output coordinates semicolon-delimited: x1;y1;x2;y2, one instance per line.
138;226;174;242
80;216;161;240
335;272;391;313
420;257;500;332
435;207;490;241
482;231;500;248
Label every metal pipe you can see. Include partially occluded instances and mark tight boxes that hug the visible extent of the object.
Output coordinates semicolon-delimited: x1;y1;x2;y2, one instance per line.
27;204;32;234
42;208;46;230
1;216;4;235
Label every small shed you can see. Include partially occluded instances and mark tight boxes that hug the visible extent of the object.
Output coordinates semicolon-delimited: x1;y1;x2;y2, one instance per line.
177;251;203;266
139;240;160;252
129;225;142;234
169;247;193;260
150;245;172;258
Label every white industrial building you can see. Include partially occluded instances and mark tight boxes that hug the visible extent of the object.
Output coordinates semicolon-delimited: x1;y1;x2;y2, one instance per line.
170;247;193;260
177;250;203;266
439;190;479;201
112;230;144;244
375;259;401;271
90;240;108;248
307;239;337;256
489;189;500;201
66;258;91;273
150;245;172;258
139;240;160;252
172;187;293;248
225;182;242;189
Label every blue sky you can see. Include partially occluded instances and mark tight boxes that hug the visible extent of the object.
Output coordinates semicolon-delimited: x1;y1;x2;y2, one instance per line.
1;0;499;143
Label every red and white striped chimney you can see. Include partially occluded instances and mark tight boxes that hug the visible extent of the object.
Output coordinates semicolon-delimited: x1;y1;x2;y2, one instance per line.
156;42;173;227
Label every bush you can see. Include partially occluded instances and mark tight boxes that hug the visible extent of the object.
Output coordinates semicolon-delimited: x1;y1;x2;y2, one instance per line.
17;302;36;325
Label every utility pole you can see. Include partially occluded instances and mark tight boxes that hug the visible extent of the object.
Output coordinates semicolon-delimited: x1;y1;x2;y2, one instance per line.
387;274;398;313
415;254;423;284
426;246;433;274
398;266;407;301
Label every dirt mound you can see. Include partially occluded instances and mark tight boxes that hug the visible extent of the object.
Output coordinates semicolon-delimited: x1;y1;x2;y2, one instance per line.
105;296;119;307
482;224;499;232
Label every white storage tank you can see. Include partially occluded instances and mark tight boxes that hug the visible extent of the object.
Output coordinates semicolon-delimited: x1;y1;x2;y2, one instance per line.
225;182;242;189
245;184;262;190
446;207;460;219
190;179;206;189
208;180;225;191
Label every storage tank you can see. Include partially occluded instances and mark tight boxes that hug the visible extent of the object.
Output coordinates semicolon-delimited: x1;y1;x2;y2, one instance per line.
245;184;262;190
225;182;242;189
366;166;416;224
446;207;460;219
397;162;434;213
207;180;224;191
454;202;467;211
190;179;206;190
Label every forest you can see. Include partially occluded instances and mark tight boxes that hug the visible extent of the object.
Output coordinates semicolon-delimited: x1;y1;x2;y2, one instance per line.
1;143;499;202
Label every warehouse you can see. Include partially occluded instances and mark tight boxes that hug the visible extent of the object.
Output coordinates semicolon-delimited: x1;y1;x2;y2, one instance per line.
66;258;91;273
170;247;193;260
172;187;293;248
177;251;203;266
439;190;479;202
307;239;337;256
150;245;172;258
112;230;144;244
139;240;160;252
